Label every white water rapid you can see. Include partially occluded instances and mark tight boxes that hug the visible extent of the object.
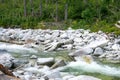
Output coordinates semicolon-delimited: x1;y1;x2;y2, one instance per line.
0;42;37;53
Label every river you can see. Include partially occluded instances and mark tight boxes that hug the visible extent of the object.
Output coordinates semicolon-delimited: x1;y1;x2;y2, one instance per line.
0;42;120;80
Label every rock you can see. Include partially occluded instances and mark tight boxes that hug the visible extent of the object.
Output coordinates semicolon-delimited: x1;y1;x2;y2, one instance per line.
45;34;52;40
45;39;73;51
99;51;120;63
62;44;73;50
50;59;66;69
93;47;104;56
0;53;14;68
86;40;109;48
73;38;82;43
52;30;60;38
63;75;75;80
37;57;54;66
24;67;40;74
60;33;68;39
12;59;27;68
44;71;62;79
69;47;93;57
114;39;120;44
68;75;101;80
112;44;120;50
29;55;38;67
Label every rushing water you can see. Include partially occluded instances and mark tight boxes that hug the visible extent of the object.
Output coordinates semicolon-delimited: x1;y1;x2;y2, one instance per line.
0;42;120;80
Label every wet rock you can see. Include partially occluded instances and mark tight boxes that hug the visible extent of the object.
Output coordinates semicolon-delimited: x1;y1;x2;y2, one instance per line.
12;59;28;68
51;59;66;69
29;55;38;67
37;57;54;66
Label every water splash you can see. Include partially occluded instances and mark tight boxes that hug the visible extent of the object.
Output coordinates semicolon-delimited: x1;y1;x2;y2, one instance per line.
66;60;120;77
0;42;37;53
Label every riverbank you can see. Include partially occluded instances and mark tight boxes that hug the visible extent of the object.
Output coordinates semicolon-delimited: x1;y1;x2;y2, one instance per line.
0;28;120;62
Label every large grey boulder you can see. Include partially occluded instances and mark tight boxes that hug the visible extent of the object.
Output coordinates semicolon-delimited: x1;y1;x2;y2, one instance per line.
86;40;109;49
0;53;14;68
112;44;120;50
69;47;93;57
93;47;104;56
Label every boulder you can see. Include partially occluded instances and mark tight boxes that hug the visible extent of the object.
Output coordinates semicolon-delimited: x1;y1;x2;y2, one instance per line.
93;47;104;56
45;34;52;40
0;53;14;68
37;57;54;66
73;38;83;43
60;33;68;39
69;47;93;57
44;71;62;79
50;59;66;69
87;40;109;49
112;44;120;50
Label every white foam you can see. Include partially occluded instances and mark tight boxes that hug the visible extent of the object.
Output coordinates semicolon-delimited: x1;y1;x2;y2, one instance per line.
0;43;37;53
67;61;120;77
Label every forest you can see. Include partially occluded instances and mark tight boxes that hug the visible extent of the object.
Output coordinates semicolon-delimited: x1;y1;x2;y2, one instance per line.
0;0;120;34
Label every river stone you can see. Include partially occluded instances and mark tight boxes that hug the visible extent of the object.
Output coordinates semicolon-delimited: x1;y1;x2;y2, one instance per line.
50;59;66;69
114;39;120;44
62;44;73;50
37;57;54;66
44;71;62;79
112;44;120;50
69;47;93;57
87;40;109;49
68;75;101;80
73;38;83;43
93;47;104;56
52;30;60;38
0;53;14;68
60;33;68;39
45;34;52;40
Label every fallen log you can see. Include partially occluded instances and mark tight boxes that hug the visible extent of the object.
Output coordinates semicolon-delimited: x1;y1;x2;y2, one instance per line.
0;64;20;80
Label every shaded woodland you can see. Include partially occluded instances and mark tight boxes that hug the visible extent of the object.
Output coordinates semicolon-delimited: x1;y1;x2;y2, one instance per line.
0;0;120;34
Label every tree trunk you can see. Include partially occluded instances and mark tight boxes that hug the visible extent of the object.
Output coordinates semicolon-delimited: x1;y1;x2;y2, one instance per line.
23;0;27;17
29;0;34;16
64;3;68;21
55;0;58;22
39;0;42;16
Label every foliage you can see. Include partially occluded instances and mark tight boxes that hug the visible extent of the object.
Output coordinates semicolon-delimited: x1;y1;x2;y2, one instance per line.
0;0;120;34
